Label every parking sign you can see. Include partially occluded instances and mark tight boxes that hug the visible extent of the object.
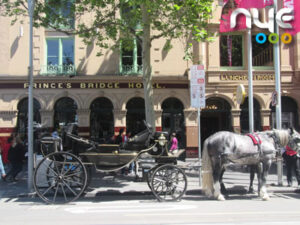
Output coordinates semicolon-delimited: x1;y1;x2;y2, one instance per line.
190;65;205;108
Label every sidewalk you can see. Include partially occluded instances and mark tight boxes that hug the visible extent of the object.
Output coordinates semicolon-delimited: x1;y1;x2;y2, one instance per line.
0;159;299;201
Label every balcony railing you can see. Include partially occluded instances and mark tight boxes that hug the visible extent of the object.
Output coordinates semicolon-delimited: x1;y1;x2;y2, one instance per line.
120;65;143;75
40;64;76;76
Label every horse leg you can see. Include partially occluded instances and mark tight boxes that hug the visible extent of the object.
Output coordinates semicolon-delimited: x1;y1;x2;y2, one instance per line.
220;168;228;195
259;161;271;201
248;165;256;194
212;159;225;201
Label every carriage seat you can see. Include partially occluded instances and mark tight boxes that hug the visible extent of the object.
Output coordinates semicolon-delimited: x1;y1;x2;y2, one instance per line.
122;129;152;151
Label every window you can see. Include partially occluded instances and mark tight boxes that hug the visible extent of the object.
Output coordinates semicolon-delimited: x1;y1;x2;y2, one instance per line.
220;35;243;67
46;0;74;29
120;39;143;75
252;35;273;67
43;38;75;75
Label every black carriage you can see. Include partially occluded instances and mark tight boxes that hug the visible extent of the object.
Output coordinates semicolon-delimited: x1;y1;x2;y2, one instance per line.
33;121;187;204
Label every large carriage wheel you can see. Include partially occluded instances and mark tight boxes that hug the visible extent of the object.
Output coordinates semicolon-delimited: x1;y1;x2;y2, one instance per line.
146;166;159;191
33;152;87;204
151;164;187;202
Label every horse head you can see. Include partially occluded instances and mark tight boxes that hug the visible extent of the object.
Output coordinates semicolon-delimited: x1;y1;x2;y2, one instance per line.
287;128;300;154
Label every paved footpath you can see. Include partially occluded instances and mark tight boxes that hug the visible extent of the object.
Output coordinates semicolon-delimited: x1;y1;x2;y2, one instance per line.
1;159;299;202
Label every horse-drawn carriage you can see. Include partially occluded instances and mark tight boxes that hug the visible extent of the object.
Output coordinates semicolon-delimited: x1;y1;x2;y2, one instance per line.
33;122;187;204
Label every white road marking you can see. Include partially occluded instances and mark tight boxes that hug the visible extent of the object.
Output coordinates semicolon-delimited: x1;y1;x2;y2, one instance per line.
64;204;197;214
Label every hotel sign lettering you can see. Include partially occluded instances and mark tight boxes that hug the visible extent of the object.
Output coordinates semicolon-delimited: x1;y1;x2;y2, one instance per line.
220;74;275;81
22;82;166;89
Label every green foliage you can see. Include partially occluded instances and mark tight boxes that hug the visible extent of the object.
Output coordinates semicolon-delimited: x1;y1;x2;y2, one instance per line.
0;0;214;57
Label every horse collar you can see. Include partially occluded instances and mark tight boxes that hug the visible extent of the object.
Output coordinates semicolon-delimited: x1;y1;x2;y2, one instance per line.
246;133;262;145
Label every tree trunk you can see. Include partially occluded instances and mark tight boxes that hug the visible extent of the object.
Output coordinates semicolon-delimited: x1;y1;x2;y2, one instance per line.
141;4;156;130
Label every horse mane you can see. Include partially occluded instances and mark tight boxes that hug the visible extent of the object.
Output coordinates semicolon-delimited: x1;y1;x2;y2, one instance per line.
271;129;289;147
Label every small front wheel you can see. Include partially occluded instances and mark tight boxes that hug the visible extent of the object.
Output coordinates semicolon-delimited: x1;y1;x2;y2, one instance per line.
151;164;187;202
33;152;87;204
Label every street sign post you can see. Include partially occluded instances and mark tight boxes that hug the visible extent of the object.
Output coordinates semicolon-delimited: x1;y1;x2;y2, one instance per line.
190;65;205;187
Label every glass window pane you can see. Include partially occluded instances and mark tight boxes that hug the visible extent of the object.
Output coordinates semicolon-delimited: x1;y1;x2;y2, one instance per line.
62;39;74;65
252;35;274;67
47;39;59;65
220;35;243;67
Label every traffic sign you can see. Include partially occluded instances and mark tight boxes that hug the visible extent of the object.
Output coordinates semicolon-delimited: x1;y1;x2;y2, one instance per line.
271;91;278;106
190;65;205;108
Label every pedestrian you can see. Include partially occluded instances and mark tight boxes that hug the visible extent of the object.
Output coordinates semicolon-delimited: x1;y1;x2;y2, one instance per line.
169;132;178;154
124;131;136;175
282;145;300;187
2;136;13;171
5;135;26;182
115;128;124;145
0;145;6;181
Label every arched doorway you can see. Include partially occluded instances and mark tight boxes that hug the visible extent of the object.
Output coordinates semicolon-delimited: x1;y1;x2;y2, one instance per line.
201;97;232;144
17;97;41;137
240;97;261;133
270;96;299;129
126;97;145;135
161;97;186;149
54;97;77;129
90;97;114;142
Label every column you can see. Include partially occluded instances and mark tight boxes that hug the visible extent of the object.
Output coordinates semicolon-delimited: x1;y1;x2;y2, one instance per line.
113;109;127;134
40;110;53;128
184;109;198;158
261;109;271;130
155;110;163;131
231;109;241;133
76;109;90;137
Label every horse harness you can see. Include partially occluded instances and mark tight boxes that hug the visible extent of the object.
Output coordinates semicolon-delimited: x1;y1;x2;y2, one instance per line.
246;133;262;155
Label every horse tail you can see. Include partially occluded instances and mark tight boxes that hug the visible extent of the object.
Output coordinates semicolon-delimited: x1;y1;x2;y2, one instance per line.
202;140;214;197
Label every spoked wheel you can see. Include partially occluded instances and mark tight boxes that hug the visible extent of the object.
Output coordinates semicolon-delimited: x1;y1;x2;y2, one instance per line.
151;164;187;202
33;152;87;204
146;166;158;191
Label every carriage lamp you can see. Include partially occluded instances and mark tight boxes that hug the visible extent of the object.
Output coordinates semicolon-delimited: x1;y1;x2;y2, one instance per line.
158;133;167;146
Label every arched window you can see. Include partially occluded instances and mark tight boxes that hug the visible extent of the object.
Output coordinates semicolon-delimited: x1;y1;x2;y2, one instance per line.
90;97;114;142
17;98;41;136
54;97;77;129
270;96;299;129
126;97;145;135
240;97;261;133
201;97;232;143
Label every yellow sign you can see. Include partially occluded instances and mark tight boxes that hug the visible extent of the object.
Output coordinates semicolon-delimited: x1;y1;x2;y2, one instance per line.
236;84;246;104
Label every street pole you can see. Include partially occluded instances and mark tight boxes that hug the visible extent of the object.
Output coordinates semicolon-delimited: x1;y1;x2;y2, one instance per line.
247;29;254;133
198;108;202;186
274;0;283;186
27;0;35;192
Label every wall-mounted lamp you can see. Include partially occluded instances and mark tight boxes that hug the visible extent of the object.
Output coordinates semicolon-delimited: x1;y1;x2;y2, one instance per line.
19;26;24;37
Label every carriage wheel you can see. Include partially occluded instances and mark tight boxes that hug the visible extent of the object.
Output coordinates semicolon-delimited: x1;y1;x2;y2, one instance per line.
146;166;159;191
33;152;87;204
151;164;187;202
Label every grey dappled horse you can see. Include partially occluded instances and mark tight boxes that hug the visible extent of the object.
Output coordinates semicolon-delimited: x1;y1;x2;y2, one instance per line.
202;129;300;201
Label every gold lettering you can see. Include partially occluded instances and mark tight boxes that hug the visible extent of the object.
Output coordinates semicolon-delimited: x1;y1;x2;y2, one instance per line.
66;83;72;88
115;82;119;88
136;83;142;88
155;83;161;88
80;83;86;88
107;83;113;88
128;83;135;88
88;83;94;88
24;83;29;88
99;83;106;88
50;83;56;88
57;83;63;88
33;83;37;88
43;83;49;88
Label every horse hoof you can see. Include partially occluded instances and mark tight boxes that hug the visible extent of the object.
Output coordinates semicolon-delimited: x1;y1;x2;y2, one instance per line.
217;194;226;201
262;195;270;201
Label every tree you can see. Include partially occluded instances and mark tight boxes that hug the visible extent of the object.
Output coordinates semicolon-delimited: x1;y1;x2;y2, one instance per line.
0;0;214;129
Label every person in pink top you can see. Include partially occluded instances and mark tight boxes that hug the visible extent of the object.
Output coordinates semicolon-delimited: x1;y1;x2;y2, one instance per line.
169;132;178;153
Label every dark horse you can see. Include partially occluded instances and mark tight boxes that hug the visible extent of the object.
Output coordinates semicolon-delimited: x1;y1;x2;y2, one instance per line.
202;129;300;201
